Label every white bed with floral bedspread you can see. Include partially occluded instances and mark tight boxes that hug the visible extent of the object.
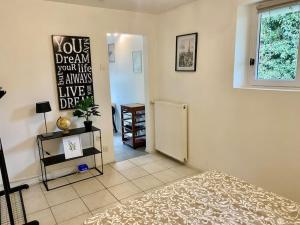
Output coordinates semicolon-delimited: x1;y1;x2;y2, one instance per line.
85;171;300;225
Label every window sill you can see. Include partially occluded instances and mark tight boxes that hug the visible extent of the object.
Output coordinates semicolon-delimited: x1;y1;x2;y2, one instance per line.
234;85;300;92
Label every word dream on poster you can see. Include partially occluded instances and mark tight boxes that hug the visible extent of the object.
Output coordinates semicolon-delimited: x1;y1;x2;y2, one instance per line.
52;35;94;110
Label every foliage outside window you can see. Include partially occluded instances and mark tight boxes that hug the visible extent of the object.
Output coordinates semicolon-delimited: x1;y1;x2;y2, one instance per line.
257;4;300;81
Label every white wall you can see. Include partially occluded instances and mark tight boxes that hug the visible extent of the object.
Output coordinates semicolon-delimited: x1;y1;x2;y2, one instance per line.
156;0;300;202
108;34;145;131
0;0;157;183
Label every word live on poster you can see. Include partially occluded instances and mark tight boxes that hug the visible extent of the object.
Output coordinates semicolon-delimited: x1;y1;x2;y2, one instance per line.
52;35;94;110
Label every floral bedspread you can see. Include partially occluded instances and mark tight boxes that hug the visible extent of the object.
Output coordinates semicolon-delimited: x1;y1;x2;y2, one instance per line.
85;171;300;225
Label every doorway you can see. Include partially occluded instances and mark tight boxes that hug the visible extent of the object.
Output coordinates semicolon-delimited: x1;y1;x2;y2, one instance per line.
107;33;148;162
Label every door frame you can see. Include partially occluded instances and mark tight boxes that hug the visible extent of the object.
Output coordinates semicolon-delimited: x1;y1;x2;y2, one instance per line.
106;32;154;162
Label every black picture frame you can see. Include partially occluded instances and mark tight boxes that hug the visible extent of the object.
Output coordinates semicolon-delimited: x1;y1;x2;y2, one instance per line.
175;32;198;72
52;35;94;110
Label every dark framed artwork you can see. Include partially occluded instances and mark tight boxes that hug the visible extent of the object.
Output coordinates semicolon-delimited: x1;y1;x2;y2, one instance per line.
175;33;198;72
52;35;94;110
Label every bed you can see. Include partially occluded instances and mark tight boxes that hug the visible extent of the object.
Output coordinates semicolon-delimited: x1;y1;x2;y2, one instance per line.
85;171;300;225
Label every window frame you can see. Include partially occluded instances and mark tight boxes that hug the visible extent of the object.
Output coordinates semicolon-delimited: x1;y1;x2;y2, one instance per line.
249;3;300;88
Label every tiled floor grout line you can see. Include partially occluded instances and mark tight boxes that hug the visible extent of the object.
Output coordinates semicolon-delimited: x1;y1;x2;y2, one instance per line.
36;183;83;224
73;173;195;223
104;184;123;205
128;179;145;191
66;183;95;221
89;201;121;216
38;169;194;210
91;163;162;209
82;161;179;204
30;183;58;224
49;206;58;225
89;189;146;216
29;177;191;224
79;195;94;215
47;196;79;209
122;172;150;182
25;153;199;224
38;173;160;209
79;172;124;214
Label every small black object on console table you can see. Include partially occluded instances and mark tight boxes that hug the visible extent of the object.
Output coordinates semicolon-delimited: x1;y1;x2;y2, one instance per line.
36;126;103;191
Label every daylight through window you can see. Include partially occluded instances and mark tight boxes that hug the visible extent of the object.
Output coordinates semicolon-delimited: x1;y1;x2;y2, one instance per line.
256;4;300;81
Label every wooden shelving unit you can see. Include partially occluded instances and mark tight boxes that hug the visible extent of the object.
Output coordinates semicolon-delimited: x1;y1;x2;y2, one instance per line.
121;104;146;149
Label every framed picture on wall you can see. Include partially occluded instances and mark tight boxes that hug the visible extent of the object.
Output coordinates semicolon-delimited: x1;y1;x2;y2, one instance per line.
108;43;115;63
63;135;83;159
132;51;142;73
175;33;198;72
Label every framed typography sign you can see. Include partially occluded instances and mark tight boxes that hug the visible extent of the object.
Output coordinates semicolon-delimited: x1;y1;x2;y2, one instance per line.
52;35;94;110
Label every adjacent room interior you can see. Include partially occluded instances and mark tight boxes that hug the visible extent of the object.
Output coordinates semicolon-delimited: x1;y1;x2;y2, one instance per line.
107;33;148;162
0;0;300;224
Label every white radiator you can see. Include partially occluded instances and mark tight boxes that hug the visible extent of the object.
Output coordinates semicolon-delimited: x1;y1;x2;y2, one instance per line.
154;101;188;162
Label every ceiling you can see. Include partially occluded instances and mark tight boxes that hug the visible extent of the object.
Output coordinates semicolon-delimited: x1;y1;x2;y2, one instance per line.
46;0;197;14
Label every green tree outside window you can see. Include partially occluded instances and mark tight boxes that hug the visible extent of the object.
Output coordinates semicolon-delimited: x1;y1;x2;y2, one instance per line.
257;5;300;80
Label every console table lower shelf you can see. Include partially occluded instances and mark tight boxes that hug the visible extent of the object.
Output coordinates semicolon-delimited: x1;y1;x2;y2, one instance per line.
36;126;104;191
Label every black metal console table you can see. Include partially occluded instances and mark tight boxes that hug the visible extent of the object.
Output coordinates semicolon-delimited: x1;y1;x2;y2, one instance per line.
36;126;103;191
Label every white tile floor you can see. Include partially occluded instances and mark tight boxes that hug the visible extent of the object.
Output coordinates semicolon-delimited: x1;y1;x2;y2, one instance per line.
113;134;148;162
24;152;199;225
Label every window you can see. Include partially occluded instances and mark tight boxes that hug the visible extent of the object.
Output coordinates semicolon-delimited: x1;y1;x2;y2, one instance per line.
251;2;300;87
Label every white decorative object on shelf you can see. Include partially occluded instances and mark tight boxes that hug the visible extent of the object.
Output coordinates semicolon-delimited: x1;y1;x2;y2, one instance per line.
63;135;83;159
